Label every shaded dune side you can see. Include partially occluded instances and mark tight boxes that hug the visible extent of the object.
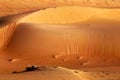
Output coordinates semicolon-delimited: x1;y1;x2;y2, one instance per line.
2;23;119;71
0;11;37;50
0;23;16;50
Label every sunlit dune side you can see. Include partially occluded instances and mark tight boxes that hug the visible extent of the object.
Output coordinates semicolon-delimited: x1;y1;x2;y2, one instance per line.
77;67;120;80
0;67;120;80
20;6;120;24
1;0;120;17
19;7;95;24
0;67;83;80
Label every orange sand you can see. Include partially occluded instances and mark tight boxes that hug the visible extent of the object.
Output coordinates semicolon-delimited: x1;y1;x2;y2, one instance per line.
0;6;120;80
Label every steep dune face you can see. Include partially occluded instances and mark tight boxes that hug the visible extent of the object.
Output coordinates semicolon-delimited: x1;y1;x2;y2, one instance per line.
0;11;39;50
0;23;16;50
4;23;120;68
1;0;120;50
17;7;120;57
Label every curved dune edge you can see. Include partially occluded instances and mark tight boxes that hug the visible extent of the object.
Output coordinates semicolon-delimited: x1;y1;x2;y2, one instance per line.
1;0;120;17
0;67;83;80
0;11;39;50
0;67;120;80
19;6;120;24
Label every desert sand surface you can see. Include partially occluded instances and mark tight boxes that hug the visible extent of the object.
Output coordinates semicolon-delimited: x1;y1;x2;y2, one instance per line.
0;67;120;80
0;67;85;80
0;3;120;80
0;19;120;80
1;0;120;17
20;6;120;24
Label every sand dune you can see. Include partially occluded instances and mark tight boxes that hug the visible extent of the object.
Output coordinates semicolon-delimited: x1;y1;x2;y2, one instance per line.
1;0;120;17
0;67;83;80
0;2;120;79
0;22;120;74
0;67;119;80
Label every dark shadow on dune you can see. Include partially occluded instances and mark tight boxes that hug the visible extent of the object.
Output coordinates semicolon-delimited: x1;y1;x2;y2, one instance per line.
4;23;56;56
5;22;120;55
0;11;38;27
